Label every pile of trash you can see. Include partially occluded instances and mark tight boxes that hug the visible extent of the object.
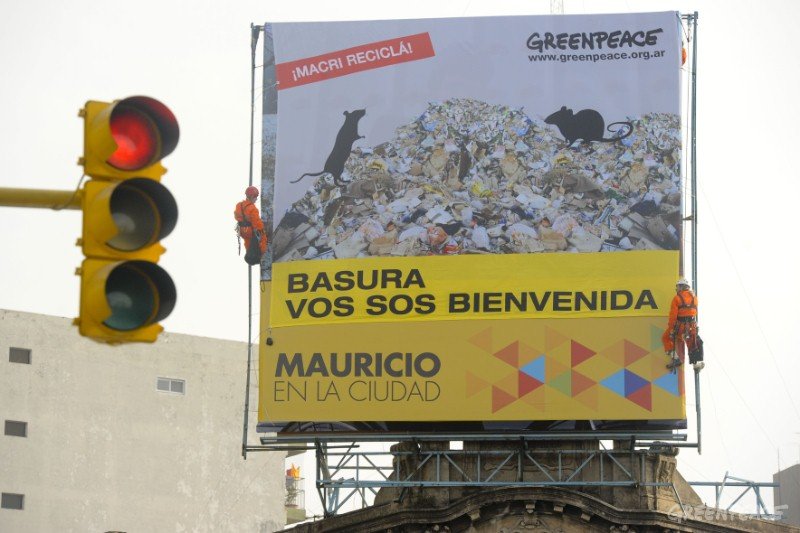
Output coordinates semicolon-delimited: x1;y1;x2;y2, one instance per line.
272;98;681;262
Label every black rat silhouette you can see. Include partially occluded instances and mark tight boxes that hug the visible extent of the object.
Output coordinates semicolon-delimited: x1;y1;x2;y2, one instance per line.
545;106;633;147
291;109;366;186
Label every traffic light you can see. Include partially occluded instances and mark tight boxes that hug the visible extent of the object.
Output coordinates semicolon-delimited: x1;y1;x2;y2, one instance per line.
75;96;179;343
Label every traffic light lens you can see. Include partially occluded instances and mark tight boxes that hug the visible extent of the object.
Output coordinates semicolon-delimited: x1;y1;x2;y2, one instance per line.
103;264;156;331
108;106;159;171
108;184;159;251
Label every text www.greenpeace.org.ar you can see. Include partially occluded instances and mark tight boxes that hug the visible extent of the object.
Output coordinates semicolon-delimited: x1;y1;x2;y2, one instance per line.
529;49;666;62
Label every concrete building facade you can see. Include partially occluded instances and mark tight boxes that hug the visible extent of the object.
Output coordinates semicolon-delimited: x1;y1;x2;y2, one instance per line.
775;464;800;527
0;309;284;532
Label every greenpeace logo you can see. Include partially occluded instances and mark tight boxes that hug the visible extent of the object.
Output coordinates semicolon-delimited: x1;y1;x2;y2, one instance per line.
275;352;441;378
526;28;664;52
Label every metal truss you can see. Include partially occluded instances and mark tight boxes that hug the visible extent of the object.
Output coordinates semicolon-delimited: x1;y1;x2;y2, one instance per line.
311;442;779;519
313;441;684;517
259;430;687;445
690;473;779;519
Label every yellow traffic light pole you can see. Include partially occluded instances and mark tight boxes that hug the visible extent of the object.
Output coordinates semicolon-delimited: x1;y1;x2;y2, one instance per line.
0;187;82;210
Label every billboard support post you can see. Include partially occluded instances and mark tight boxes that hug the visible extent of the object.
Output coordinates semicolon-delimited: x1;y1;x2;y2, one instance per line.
680;10;701;456
689;11;702;456
242;23;263;461
690;11;699;296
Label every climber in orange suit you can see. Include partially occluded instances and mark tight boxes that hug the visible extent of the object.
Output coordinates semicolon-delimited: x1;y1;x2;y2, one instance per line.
235;186;267;255
662;278;702;371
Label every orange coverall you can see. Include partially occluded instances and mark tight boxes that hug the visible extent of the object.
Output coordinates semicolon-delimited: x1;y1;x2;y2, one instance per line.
235;199;267;254
661;289;698;360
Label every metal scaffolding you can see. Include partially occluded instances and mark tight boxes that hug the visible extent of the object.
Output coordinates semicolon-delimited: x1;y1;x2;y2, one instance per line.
280;439;777;518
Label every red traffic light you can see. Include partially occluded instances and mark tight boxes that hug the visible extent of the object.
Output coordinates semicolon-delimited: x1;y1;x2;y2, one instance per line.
107;97;179;171
108;106;158;170
83;96;179;177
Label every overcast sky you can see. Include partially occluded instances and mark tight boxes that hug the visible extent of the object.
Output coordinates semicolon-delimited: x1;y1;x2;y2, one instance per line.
2;0;799;518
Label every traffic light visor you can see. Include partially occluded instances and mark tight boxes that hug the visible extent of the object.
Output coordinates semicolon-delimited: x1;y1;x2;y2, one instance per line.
102;261;176;331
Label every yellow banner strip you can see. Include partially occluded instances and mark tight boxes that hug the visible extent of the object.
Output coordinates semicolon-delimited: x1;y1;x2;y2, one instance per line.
270;250;678;327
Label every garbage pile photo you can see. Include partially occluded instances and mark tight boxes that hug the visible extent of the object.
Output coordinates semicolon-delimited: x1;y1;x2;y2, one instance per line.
272;98;681;262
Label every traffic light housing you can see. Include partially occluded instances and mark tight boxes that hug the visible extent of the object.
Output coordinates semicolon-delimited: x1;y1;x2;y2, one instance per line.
75;96;179;344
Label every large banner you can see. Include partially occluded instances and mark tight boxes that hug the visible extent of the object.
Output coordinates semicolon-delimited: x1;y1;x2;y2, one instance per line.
259;12;685;433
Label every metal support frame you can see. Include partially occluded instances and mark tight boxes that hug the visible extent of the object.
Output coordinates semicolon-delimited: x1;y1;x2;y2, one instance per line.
316;442;680;516
314;445;687;516
307;443;779;519
683;12;703;456
258;430;686;446
253;430;693;516
690;473;778;519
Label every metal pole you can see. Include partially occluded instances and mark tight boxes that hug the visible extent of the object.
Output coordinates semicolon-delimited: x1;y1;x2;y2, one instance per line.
690;12;701;456
0;187;81;210
316;441;336;517
690;12;698;295
695;367;702;454
242;23;262;460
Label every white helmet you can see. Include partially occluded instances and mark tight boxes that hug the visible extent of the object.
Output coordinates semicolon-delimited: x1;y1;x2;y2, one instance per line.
676;277;691;288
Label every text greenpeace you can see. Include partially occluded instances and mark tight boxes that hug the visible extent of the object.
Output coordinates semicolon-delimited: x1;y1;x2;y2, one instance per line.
527;28;664;52
530;50;666;63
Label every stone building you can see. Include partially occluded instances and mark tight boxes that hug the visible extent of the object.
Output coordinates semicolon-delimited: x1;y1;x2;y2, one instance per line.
287;440;798;533
0;309;285;532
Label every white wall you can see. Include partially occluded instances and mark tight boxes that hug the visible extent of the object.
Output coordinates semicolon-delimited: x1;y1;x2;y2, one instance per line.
0;309;284;532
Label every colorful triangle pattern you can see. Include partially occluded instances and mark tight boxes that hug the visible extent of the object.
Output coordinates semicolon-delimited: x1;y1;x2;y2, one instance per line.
521;356;546;382
465;371;490;397
600;369;626;397
653;372;680;396
545;326;569;351
599;339;626;366
549;371;571;396
472;326;673;416
650;325;664;351
492;385;516;413
599;368;652;410
571;340;596;367
494;341;519;367
574;385;599;410
519;371;544;396
545;356;570;382
469;327;493;353
628;383;652;411
571;370;595;397
623;340;649;367
624;369;648;395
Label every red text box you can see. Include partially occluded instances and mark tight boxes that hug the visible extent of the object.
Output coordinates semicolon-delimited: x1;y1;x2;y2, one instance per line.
276;33;435;90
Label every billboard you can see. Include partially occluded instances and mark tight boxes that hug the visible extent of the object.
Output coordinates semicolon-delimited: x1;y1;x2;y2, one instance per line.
259;12;685;435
